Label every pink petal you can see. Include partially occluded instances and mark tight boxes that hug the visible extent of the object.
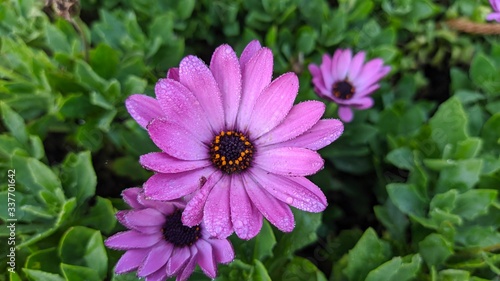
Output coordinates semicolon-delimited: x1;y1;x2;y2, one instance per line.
203;176;233;238
124;208;166;228
138;243;173;277
125;94;163;129
256;101;325;146
154;79;212;142
336;49;352;80
356;84;380;98
114;248;150;274
239;40;262;68
210;44;242;130
167;67;179;81
147;118;208;161
352;97;374;110
320;54;333;89
182;171;223;226
105;231;162;250
230;175;263;240
347;51;366;81
247;73;299;138
121;187;143;209
176;247;198;281
309;64;329;96
251;168;327;212
330;49;342;81
137;191;182;215
143;168;216;201
140;152;210;173
179;55;224;133
254;147;324;176
356;58;384;86
487;12;500;21
243;173;295;232
145;266;168;281
207;239;234;264
338;106;354;122
276;119;344;150
236;48;273;131
195;239;217;278
166;247;191;276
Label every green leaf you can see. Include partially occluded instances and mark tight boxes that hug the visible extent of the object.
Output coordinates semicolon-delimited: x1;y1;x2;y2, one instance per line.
80;197;117;234
89;43;120;79
386;147;414;170
455;226;500;247
374;200;409;241
419;233;453;266
296;26;317;55
343;228;391;281
481;113;500;154
387;183;427;217
58;226;108;279
470;52;500;94
453;189;497;220
453;138;482;159
1;101;28;144
282;257;327;281
274;210;321;256
438;269;470;281
429;190;457;212
435;159;483;193
25;248;61;274
252;260;272;281
74;59;108;92
365;254;422;281
23;269;64;281
60;151;97;205
60;263;101;281
12;155;63;195
428;97;468;152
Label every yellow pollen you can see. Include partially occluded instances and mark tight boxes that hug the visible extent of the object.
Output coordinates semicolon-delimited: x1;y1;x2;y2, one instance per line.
222;161;226;166
215;154;220;159
229;160;233;165
214;146;219;151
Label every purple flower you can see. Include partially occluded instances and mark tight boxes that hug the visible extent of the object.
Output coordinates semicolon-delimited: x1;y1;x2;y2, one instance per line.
105;188;234;281
309;49;391;122
126;40;344;240
487;0;500;22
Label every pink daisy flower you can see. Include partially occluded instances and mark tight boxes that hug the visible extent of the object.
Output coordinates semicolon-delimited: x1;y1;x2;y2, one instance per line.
308;49;391;122
487;0;500;22
126;40;344;240
105;188;234;281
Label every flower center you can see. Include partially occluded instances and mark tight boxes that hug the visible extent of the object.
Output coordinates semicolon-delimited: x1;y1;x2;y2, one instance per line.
332;80;355;100
210;130;254;174
162;210;201;247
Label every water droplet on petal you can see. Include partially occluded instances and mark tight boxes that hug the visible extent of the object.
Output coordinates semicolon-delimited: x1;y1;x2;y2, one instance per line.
286;197;294;204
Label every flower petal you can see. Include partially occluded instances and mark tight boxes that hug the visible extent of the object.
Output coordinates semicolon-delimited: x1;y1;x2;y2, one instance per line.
356;58;385;86
140;152;210;174
352;97;374;110
207;239;234;264
336;49;352;80
236;48;273;131
123;208;166;228
176;247;198;281
147;118;208;161
210;44;242;130
125;94;163;129
320;54;333;88
230;175;263;239
166;247;191;276
203;176;233;238
347;51;366;81
154;79;212;142
338;106;354;122
254;147;324;176
256;101;325;146
145;266;168;281
276;119;344;150
138;242;173;277
182;171;223;227
143;168;216;201
239;40;262;68
243;173;295;232
179;55;224;133
121;187;143;209
167;67;179;81
251;168;327;212
247;73;299;138
195;239;217;278
114;248;150;274
105;231;162;250
309;64;329;96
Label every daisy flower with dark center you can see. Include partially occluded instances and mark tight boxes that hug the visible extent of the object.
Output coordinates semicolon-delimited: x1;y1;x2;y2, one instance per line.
126;40;344;240
309;49;391;122
105;188;234;281
487;0;500;22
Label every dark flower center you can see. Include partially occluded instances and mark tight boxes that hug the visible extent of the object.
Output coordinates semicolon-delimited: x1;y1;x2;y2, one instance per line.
210;130;254;174
162;210;201;247
332;80;355;100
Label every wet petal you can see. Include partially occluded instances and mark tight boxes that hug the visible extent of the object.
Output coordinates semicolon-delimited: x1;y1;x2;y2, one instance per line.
166;247;191;276
123;208;166;228
114;248;150;274
210;44;242;130
195;239;217;278
338;106;354;122
230;175;263;240
239;40;262;68
140;152;210;174
182;171;223;227
176;247;198;281
125;94;163;129
247;73;299;138
121;187;142;209
243;173;295;232
147;118;208;161
105;231;162;250
277;119;344;150
207;239;234;264
167;67;179;81
179;55;224;133
203;176;233;238
254;147;324;176
138;243;173;277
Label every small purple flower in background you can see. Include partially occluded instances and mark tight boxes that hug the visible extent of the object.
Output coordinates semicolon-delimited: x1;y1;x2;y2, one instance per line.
487;0;500;22
126;40;344;240
309;49;391;122
105;188;234;281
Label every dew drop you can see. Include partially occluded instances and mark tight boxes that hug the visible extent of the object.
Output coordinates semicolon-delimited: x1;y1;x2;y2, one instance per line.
286;197;294;204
